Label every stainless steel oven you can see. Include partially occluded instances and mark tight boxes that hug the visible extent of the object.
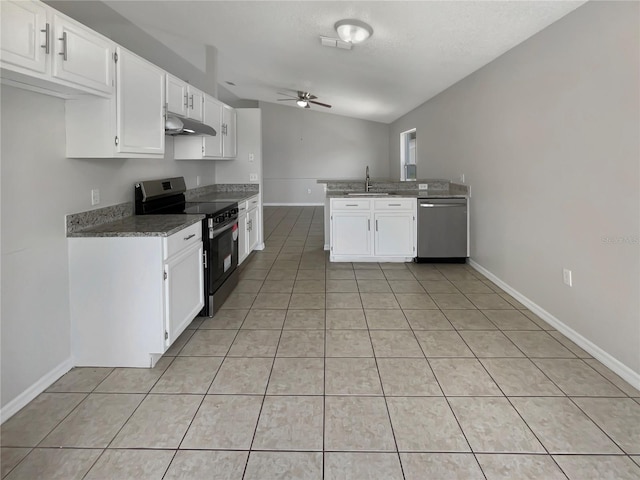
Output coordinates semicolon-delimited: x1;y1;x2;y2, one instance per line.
184;201;239;316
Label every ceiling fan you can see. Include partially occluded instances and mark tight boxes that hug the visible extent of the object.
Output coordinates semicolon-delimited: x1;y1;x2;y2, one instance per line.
277;91;332;109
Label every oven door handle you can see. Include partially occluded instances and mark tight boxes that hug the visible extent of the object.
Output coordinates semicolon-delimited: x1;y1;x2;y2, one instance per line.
209;219;236;239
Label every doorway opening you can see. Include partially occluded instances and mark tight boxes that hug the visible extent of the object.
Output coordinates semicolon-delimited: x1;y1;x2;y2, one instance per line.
400;128;416;181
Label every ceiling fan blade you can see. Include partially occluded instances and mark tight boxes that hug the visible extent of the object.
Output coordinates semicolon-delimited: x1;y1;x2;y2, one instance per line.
308;94;318;100
309;100;332;108
277;98;297;101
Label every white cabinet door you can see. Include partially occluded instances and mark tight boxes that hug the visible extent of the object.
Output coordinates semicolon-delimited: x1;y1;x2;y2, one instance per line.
222;105;237;158
166;73;187;117
203;95;223;157
187;85;204;122
0;0;49;74
116;48;165;155
374;213;415;257
164;241;204;347
238;211;248;265
332;212;371;256
248;206;259;251
51;13;113;95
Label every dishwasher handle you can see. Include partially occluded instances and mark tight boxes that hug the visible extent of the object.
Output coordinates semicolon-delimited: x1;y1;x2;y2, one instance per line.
419;202;466;208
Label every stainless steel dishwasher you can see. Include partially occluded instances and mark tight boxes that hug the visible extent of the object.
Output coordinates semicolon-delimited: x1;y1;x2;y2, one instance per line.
417;197;468;261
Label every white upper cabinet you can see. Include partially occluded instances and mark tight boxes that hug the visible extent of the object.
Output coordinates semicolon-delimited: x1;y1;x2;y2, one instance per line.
165;73;204;121
203;95;223;157
116;48;165;156
187;85;204;122
1;0;114;97
222;104;237;158
50;13;113;94
166;73;188;117
174;95;238;160
66;47;165;158
0;0;49;74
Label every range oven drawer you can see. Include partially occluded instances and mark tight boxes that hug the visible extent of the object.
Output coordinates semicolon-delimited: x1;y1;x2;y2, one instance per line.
163;222;202;260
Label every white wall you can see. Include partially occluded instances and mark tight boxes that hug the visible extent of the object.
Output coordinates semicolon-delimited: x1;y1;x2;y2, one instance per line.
260;102;389;204
0;86;217;416
390;2;640;380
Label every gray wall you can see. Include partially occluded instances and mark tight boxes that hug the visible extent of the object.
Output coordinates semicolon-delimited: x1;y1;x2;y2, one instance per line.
260;102;389;204
390;1;640;378
0;87;216;413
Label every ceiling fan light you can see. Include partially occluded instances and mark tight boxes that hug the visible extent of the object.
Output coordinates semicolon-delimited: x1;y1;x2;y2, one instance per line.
334;19;373;44
296;99;308;107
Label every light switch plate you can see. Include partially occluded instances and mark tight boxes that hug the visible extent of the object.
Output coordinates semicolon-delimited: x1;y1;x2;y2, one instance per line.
91;189;100;206
418;184;429;190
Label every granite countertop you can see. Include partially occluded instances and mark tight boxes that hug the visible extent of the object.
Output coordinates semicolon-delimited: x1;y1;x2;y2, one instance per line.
189;191;259;203
67;214;205;238
327;190;467;199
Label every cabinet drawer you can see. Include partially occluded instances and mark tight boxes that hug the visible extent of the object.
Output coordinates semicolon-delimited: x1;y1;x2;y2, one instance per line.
248;195;259;210
374;198;415;211
164;222;202;260
238;199;248;214
332;199;371;210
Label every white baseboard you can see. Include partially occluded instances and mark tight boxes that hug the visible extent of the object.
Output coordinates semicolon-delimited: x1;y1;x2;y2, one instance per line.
255;243;265;251
1;356;74;424
468;259;640;390
263;203;324;206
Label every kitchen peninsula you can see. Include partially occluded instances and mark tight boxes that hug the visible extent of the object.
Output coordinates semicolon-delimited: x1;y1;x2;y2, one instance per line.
318;179;469;262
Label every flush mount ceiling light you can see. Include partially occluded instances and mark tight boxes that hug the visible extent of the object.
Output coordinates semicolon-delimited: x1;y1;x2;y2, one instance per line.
334;19;373;44
296;99;308;107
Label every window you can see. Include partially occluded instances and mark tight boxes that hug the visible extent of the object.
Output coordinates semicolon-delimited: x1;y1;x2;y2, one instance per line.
400;128;416;181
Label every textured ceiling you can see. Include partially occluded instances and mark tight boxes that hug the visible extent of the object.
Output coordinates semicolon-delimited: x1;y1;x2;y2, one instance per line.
104;1;585;123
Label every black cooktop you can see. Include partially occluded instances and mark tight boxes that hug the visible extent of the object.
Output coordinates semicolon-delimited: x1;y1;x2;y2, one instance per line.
184;201;237;216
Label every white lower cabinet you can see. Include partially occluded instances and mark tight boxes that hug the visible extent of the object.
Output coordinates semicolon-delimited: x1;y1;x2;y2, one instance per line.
238;195;260;265
69;222;204;367
238;204;248;265
374;213;415;257
332;212;372;256
247;196;260;251
330;197;416;262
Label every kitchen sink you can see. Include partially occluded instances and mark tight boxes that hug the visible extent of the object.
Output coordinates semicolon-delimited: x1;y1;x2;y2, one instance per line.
346;192;396;196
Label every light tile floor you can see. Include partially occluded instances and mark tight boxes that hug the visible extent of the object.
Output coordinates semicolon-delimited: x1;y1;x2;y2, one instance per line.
2;206;640;479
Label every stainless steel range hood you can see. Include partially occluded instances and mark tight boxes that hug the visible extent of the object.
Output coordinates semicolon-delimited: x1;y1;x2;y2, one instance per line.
165;115;216;136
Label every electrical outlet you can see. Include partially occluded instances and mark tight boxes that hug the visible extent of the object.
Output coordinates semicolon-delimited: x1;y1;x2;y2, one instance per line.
249;173;258;182
248;153;255;162
418;184;429;190
563;268;573;287
196;175;201;186
307;188;312;194
91;189;100;206
460;174;465;183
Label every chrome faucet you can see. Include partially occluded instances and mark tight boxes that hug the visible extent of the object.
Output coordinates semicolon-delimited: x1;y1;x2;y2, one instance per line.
365;166;370;192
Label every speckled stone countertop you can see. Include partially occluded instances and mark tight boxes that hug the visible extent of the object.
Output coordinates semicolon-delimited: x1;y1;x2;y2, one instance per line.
189;191;259;203
67;214;204;238
185;183;259;201
319;179;468;198
326;190;467;198
67;183;259;238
